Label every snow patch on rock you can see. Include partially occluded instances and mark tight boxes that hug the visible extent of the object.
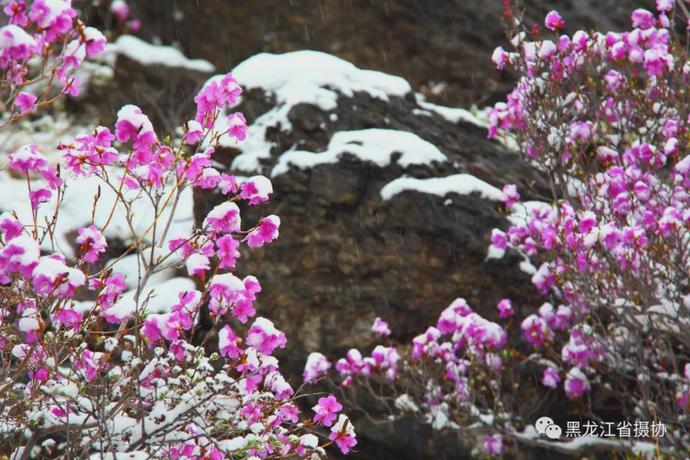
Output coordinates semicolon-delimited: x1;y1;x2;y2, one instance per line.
271;129;446;177
220;50;412;172
107;35;215;73
380;173;504;201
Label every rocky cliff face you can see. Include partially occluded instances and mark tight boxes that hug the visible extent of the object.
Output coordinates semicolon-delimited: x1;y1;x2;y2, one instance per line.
129;0;647;107
186;50;550;459
187;51;548;383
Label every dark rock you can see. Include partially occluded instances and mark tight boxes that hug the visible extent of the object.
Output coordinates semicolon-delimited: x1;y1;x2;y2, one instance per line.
129;0;649;107
190;62;548;458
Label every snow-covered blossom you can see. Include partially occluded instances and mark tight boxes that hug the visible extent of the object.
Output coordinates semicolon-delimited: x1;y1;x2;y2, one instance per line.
75;225;107;263
303;352;331;383
371;317;391;336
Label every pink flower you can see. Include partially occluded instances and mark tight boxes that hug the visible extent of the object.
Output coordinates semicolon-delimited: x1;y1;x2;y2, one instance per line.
219;324;242;359
240;175;273;205
227;112;247;141
184;120;204;144
496;299;514;318
4;1;28;26
110;0;130;21
278;403;300;423
29;187;51;211
490;229;508;250
564;367;590;398
185;253;210;277
544;11;565;31
520;314;553;348
245;215;280;248
53;307;82;331
657;0;673;12
303;352;331;383
329;414;357;454
95;273;126;308
502;184;520;208
312;395;342;427
216;234;240;269
203;202;241;234
644;47;673;76
83;27;106;57
541;367;561;389
371;317;391;336
567;120;594;144
8;144;46;173
370;345;400;379
115;105;157;150
194;73;242;128
142;317;162;344
15;91;36;113
75;349;101;381
484;434;504;455
0;213;23;240
491;46;509;70
32;256;86;298
219;173;238;195
245;317;286;355
75;224;107;263
631;8;655;29
604;70;624;92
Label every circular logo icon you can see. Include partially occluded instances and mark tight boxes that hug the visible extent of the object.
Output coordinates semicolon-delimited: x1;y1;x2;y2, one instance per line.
545;424;562;439
535;416;555;435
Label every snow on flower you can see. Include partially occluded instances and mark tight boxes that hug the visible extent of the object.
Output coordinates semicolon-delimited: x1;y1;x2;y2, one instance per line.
303;352;331;383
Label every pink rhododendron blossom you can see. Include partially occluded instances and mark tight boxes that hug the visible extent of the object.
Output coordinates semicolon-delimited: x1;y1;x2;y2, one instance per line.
184;119;204;144
115;104;157;149
15;91;36;113
216;234;240;269
226;112;248;140
484;434;504;455
219;324;242;359
564;367;590;398
492;46;509;70
541;367;561;389
240;175;273;205
502;184;519;207
329;415;357;454
496;299;513;318
245;317;287;355
204;201;241;234
8;144;47;173
75;224;107;263
631;8;655;29
245;215;280;248
371;317;391;336
185;253;210;277
312;395;342;427
303;352;331;383
544;11;565;31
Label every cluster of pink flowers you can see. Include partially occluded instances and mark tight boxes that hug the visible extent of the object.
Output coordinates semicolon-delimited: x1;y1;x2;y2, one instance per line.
305;2;690;456
0;0;107;117
306;299;509;454
484;1;690;454
0;10;355;457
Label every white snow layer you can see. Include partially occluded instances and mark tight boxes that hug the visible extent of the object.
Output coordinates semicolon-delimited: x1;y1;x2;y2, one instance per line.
107;35;215;73
271;129;446;176
232;50;411;111
380;174;504;201
414;94;487;128
216;50;412;172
